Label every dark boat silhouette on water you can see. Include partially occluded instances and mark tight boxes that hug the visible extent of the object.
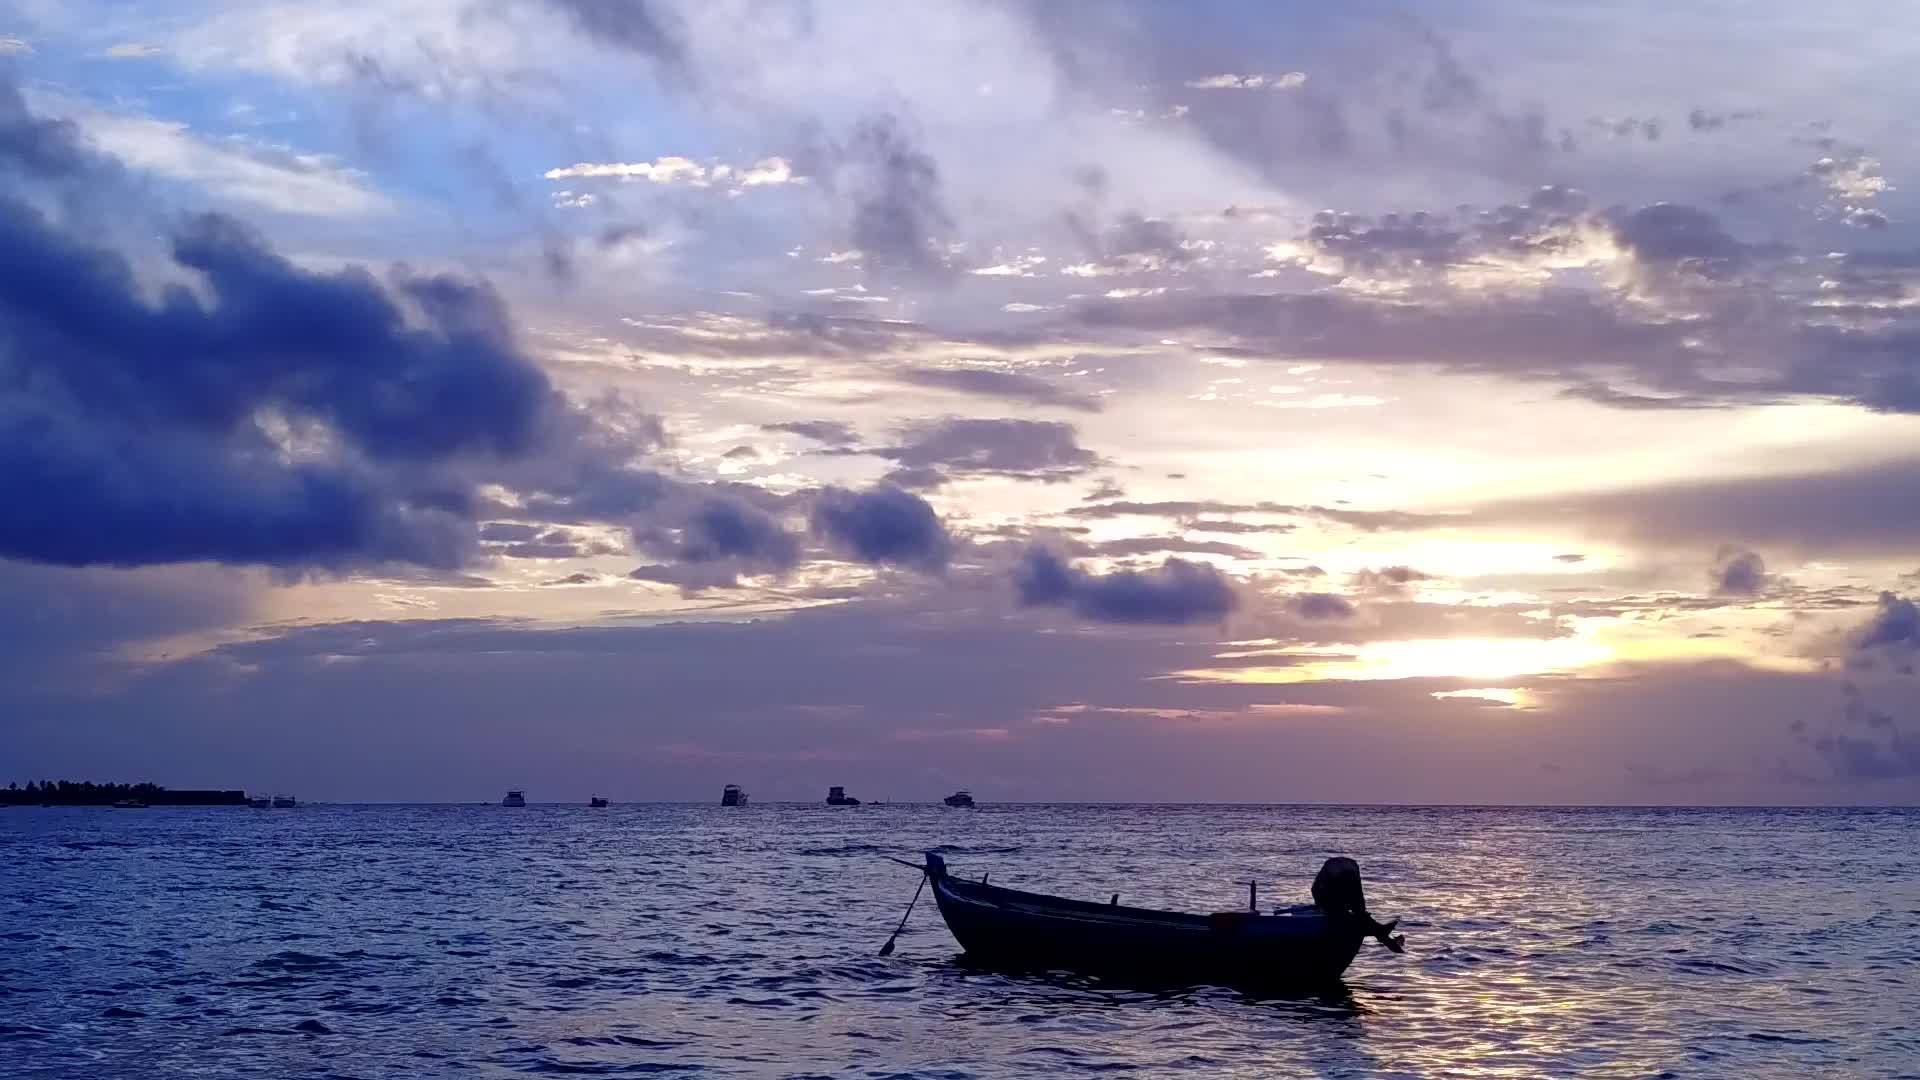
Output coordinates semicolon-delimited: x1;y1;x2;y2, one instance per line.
826;786;861;806
721;784;748;806
589;796;609;808
900;851;1403;987
943;790;974;807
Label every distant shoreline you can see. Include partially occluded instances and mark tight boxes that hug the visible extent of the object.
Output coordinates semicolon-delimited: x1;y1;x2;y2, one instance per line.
1;782;246;807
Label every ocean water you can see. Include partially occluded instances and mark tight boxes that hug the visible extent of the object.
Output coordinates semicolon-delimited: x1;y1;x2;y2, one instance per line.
1;804;1916;1079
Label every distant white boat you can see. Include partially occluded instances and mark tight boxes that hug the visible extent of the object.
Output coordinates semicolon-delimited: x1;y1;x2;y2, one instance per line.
248;796;271;808
502;790;526;807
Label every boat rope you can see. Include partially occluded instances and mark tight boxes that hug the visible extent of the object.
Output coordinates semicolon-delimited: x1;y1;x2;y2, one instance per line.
878;868;927;957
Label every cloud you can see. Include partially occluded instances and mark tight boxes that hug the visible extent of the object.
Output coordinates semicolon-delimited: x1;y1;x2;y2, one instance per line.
542;155;799;191
68;104;394;218
0;202;575;568
103;43;165;59
842;115;952;275
0;82;93;180
1015;547;1238;624
1476;458;1920;559
1290;592;1357;620
1352;565;1433;597
1811;683;1920;779
896;367;1100;412
1710;547;1767;597
487;525;615;560
810;486;951;570
1855;592;1919;665
874;418;1099;486
0;39;30;56
656;498;800;569
0;83;580;569
1067;498;1450;532
1185;72;1307;91
1085;537;1261;560
1607;202;1749;275
544;0;688;75
762;419;861;447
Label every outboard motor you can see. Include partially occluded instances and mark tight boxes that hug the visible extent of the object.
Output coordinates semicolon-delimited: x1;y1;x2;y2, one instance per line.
1312;857;1405;952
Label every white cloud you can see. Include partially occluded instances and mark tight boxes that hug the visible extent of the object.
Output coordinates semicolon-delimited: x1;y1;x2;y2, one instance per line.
0;37;32;55
103;42;163;59
1185;72;1307;90
70;105;394;218
543;156;802;192
970;253;1046;277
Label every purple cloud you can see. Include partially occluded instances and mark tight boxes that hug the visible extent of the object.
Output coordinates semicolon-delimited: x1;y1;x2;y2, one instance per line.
1015;547;1238;625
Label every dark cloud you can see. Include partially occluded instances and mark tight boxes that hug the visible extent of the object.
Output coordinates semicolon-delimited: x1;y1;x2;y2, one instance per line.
1687;107;1758;133
482;523;617;560
1015;547;1238;625
1811;683;1920;779
875;418;1099;485
810;486;951;570
1290;592;1357;620
1856;592;1919;665
1710;547;1767;597
546;0;688;76
897;367;1100;412
762;420;860;447
721;445;759;460
1064;210;1195;273
0;79;92;180
0;195;571;568
843;116;952;275
1607;202;1749;275
479;522;543;543
669;499;801;569
1352;565;1433;596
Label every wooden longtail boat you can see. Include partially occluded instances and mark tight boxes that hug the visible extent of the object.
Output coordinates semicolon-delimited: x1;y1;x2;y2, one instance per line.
919;851;1401;987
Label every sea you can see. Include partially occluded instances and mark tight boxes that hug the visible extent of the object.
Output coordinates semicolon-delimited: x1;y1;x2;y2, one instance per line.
1;803;1915;1079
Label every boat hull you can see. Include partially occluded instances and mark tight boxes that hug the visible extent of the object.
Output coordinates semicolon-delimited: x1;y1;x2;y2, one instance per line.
928;863;1364;988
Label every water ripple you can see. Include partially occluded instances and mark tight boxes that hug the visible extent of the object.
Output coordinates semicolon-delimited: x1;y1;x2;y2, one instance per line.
1;804;1916;1077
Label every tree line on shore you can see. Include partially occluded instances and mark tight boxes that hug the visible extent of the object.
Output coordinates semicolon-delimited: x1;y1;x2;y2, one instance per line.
1;781;245;806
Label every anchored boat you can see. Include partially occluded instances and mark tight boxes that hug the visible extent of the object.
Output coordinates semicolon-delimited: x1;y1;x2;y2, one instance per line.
721;784;749;806
826;786;861;806
501;790;526;807
913;851;1402;987
589;796;609;808
943;790;974;807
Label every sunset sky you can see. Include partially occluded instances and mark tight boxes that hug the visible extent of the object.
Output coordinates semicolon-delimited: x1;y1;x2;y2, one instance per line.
3;0;1918;803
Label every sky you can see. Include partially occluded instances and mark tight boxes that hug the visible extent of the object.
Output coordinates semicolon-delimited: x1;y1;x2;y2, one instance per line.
2;0;1919;804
